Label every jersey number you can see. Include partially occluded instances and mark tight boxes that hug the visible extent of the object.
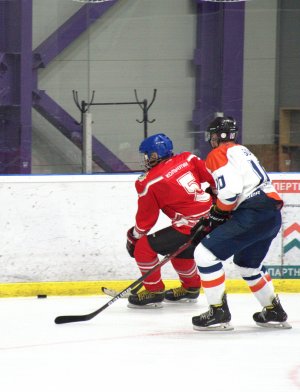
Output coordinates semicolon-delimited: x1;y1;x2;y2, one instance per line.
177;172;210;202
217;175;225;190
177;172;200;194
216;160;270;190
250;160;270;185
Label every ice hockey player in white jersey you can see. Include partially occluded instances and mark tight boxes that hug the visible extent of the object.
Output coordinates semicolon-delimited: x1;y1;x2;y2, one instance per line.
191;115;291;331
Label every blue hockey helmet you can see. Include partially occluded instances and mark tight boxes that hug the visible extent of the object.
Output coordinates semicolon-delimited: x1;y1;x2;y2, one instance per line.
139;133;173;169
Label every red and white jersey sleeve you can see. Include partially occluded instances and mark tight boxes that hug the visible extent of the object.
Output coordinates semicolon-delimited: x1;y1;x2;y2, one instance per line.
134;152;214;235
205;143;282;211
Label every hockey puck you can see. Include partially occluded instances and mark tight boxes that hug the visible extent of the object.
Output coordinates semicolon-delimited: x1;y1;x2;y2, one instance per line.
37;294;47;299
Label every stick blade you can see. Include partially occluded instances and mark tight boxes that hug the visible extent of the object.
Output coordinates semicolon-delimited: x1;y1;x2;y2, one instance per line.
101;286;129;298
54;315;89;324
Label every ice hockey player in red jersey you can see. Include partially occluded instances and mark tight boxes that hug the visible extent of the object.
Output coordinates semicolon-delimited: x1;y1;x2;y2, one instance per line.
191;116;291;330
126;133;215;308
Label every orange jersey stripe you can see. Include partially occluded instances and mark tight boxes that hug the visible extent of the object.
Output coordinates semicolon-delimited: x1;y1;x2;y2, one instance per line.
266;191;283;203
201;274;225;288
216;199;237;211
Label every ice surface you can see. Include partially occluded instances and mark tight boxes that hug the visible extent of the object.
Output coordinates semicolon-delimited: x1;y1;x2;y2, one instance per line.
0;293;299;392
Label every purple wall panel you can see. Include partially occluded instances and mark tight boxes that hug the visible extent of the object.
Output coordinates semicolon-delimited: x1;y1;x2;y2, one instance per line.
20;0;33;173
222;4;245;140
193;1;245;158
193;2;223;158
0;0;32;173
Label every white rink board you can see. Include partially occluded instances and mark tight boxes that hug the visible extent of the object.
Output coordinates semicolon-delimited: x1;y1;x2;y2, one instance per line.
0;172;299;282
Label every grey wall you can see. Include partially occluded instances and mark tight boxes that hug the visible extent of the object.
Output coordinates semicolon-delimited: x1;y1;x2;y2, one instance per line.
278;0;300;108
277;0;300;169
31;0;300;173
243;0;278;144
32;0;197;172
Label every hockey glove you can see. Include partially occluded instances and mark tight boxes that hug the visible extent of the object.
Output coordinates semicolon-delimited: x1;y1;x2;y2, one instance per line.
209;205;231;230
191;217;212;245
191;206;231;246
126;227;138;258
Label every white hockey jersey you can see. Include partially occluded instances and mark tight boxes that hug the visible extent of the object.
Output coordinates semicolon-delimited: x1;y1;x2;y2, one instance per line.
205;143;282;211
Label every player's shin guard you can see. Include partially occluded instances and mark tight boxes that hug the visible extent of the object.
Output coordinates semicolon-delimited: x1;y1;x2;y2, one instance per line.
134;236;164;291
170;257;201;288
236;265;276;307
194;243;225;304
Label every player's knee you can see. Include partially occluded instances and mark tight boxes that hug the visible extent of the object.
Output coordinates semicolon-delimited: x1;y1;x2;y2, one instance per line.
235;264;261;278
194;243;217;267
134;236;157;261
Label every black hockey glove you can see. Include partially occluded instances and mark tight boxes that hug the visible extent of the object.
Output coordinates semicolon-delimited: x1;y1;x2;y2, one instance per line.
191;206;231;246
191;217;212;246
209;205;231;230
126;227;138;258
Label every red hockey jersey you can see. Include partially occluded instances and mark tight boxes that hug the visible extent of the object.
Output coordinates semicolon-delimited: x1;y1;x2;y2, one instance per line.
134;152;215;236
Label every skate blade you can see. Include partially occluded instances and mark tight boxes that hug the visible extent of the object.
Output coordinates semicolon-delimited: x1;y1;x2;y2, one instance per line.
127;302;164;309
193;322;234;331
255;321;292;329
164;298;198;303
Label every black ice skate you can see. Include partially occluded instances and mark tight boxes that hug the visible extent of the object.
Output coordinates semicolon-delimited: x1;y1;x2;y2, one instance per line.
253;295;292;329
192;293;233;331
127;289;165;309
164;286;200;303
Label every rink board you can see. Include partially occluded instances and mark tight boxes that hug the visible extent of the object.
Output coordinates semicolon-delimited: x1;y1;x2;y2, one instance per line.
0;173;299;292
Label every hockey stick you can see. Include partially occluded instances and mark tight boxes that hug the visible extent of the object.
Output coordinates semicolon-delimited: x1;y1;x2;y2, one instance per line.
102;219;211;298
54;239;192;324
101;282;143;298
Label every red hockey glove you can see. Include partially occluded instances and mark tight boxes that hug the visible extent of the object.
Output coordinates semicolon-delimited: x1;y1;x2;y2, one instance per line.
126;227;138;258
